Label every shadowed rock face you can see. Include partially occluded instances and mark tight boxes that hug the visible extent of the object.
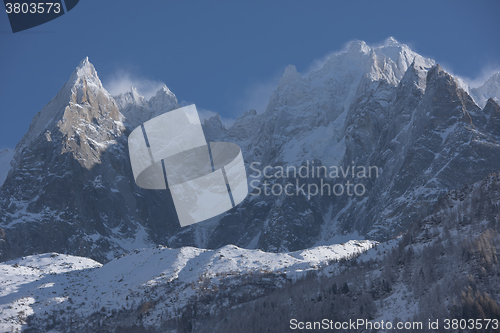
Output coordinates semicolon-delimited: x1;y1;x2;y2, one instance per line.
0;59;182;263
2;40;500;262
206;61;500;248
361;65;500;237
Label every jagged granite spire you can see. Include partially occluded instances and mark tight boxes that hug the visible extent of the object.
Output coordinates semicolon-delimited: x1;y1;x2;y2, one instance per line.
16;57;122;157
471;71;500;108
3;40;500;261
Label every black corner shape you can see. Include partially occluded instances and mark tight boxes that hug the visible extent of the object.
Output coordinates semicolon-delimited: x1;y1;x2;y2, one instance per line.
4;0;79;33
64;0;77;12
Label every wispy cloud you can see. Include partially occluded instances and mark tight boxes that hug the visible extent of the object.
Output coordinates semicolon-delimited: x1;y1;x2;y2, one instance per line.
236;41;374;114
302;45;349;77
436;62;500;93
104;70;166;99
233;73;282;116
179;100;235;128
463;65;500;89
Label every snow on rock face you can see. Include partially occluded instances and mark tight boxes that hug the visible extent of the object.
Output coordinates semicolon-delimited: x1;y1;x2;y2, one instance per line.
148;85;179;116
71;57;104;90
0;59;180;263
114;87;147;109
243;37;435;168
207;39;500;248
471;72;500;108
0;149;14;187
114;84;179;129
17;58;115;151
0;240;375;332
3;39;500;263
0;253;101;333
15;57;125;170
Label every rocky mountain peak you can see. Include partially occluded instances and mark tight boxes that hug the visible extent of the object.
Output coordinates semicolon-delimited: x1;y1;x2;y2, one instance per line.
113;83;179;129
67;57;105;93
368;40;432;86
4;38;500;266
277;65;301;88
471;71;500;108
485;97;500;109
481;72;500;89
425;64;474;103
243;109;257;117
484;98;500;136
114;87;147;109
14;58;124;171
129;86;143;99
426;63;446;82
385;36;399;45
423;63;477;120
346;39;370;55
203;113;226;141
16;58;113;152
74;57;97;78
148;84;179;115
204;113;223;127
399;59;430;92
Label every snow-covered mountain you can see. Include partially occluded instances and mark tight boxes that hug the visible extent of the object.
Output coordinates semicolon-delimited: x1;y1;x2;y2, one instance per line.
114;85;179;129
205;38;500;250
1;37;500;332
3;172;500;332
1;38;500;263
471;71;500;108
190;173;500;333
0;58;184;263
0;240;375;332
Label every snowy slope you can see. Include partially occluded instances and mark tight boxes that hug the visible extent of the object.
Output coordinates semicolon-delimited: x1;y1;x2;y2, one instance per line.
0;149;14;187
470;72;500;108
0;253;101;332
0;240;375;332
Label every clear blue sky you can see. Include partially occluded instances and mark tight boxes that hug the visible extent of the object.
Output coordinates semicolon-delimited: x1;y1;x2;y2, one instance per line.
1;0;499;149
